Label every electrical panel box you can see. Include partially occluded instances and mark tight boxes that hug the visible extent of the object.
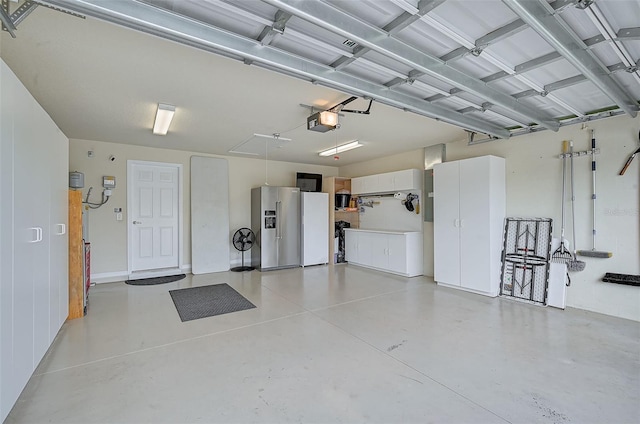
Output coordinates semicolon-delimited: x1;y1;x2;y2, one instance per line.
69;171;84;188
103;176;116;189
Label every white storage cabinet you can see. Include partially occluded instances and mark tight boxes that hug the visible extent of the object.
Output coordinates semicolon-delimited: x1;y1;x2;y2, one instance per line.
351;169;422;195
344;229;423;277
301;192;329;266
433;156;505;297
1;60;69;421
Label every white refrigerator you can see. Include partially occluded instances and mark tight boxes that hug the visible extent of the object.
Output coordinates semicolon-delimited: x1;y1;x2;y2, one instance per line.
301;192;329;266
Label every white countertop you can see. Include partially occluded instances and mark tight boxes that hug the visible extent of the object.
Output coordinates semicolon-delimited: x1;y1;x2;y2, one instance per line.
343;228;421;235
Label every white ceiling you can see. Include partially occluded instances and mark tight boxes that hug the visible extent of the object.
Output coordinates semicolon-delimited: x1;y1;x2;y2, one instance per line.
1;0;638;166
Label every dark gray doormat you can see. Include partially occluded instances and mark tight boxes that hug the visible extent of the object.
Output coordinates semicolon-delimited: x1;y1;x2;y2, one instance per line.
169;283;256;322
125;274;186;286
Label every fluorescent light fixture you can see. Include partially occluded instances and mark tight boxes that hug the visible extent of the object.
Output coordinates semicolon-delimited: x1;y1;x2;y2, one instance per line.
319;140;363;157
153;103;175;135
307;111;338;132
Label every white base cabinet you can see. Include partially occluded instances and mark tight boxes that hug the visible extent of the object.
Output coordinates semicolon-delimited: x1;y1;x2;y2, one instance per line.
1;60;69;422
433;156;505;297
344;229;423;277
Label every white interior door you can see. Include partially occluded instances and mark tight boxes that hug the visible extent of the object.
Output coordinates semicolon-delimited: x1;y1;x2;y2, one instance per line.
128;161;181;275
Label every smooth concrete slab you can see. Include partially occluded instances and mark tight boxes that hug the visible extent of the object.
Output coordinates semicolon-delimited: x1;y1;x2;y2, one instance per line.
7;267;640;423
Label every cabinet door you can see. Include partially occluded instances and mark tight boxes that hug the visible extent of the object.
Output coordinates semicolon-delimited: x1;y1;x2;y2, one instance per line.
31;97;53;367
0;61;16;420
377;173;395;192
392;169;415;191
369;233;388;269
363;175;377;194
386;234;407;274
459;157;492;292
357;232;375;266
350;177;364;195
344;231;358;263
49;126;69;338
356;175;379;195
433;161;461;285
11;75;37;398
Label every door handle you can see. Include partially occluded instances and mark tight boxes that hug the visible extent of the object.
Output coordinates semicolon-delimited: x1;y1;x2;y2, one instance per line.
275;201;282;239
133;221;142;225
29;227;43;243
56;223;66;235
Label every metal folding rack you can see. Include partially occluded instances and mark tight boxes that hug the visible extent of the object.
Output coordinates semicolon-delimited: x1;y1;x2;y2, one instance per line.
500;218;553;305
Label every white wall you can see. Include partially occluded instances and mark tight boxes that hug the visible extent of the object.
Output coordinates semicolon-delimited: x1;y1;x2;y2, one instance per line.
340;115;640;322
358;194;423;232
69;139;339;282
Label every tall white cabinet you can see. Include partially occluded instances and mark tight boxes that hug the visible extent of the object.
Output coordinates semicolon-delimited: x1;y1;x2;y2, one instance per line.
433;156;505;297
301;192;329;266
1;60;69;421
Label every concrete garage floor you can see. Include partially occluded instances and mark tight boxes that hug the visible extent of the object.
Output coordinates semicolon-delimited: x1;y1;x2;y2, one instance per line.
6;266;640;423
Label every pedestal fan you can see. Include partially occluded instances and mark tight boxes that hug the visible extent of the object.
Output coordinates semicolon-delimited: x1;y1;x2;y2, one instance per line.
231;228;255;272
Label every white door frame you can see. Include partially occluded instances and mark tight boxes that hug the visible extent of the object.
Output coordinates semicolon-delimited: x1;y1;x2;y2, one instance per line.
127;160;183;278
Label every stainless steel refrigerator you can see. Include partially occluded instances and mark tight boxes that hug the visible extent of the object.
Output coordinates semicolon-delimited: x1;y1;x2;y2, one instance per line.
251;186;300;271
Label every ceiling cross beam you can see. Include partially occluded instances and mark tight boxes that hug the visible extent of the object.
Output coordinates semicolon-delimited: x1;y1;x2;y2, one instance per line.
503;0;638;117
617;27;640;41
330;0;444;71
36;0;511;138
480;33;605;85
438;0;570;65
263;0;559;131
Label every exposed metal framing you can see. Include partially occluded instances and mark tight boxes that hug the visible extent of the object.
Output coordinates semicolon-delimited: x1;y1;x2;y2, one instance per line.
37;0;511;138
330;0;445;71
410;10;584;117
11;0;636;143
10;1;39;27
1;0;17;38
437;0;568;65
503;0;638;118
263;0;560;131
417;10;639;107
582;2;640;85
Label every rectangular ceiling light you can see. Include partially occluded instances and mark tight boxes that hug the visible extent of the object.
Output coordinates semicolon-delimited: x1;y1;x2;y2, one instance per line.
307;110;338;132
319;140;363;156
153;103;175;135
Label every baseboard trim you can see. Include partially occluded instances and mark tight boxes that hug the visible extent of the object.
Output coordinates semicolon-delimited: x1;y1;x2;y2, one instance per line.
91;271;129;284
92;264;193;284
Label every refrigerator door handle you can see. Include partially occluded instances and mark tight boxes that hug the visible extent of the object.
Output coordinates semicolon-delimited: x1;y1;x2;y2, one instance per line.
276;200;282;239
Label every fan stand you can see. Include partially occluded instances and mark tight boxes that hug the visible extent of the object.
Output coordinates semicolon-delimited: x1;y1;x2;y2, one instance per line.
231;249;254;272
